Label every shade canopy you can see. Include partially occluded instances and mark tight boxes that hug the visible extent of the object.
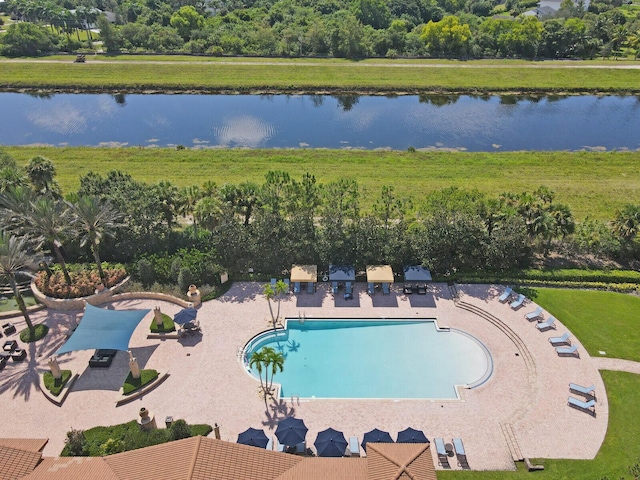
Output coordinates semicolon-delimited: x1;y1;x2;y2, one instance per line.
290;265;317;283
366;265;394;283
173;307;198;325
403;265;433;282
275;417;308;446
237;427;269;449
314;428;347;458
361;429;394;452
328;265;356;282
397;427;429;444
56;303;150;355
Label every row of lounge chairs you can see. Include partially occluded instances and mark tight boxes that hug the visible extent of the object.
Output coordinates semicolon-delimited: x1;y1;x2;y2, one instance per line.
568;383;596;415
498;287;526;310
435;437;469;469
522;301;579;357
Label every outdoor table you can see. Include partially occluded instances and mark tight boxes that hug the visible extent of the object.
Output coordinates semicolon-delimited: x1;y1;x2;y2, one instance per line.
445;443;455;457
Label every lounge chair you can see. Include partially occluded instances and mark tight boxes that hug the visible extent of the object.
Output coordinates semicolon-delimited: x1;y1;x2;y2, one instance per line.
498;286;513;303
283;279;290;291
345;283;353;295
293;282;301;294
416;283;427;295
271;436;285;452
568;396;596;415
509;293;525;310
332;281;339;294
556;344;579;357
382;283;390;295
403;283;413;295
548;332;571;346
524;306;543;321
434;438;450;467
452;438;469;469
270;278;277;289
367;283;375;295
306;282;315;294
570;383;596;399
349;436;360;457
536;316;556;331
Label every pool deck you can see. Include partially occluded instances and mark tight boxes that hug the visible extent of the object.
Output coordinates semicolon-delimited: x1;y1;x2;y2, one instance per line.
0;282;609;470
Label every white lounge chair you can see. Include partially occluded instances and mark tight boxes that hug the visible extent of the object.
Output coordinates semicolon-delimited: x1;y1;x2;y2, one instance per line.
556;344;579;357
570;383;596;399
434;438;450;467
293;282;301;294
331;281;339;294
382;283;390;295
367;283;375;295
270;278;277;289
498;287;513;303
568;396;595;414
510;294;525;310
452;438;469;469
549;332;571;346
524;306;543;321
348;436;360;457
536;316;556;331
283;279;290;292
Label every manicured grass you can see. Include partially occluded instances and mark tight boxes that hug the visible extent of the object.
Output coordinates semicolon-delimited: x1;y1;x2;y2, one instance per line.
149;313;175;333
19;323;49;342
440;371;640;479
0;294;38;312
122;369;158;395
43;370;72;397
5;147;640;220
1;58;640;93
60;420;213;456
531;288;640;362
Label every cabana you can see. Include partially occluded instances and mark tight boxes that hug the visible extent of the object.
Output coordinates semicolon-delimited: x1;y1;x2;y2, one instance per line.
403;265;432;294
366;265;394;295
328;264;355;296
290;264;317;294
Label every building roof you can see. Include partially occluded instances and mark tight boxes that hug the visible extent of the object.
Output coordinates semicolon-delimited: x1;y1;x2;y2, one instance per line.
290;265;318;283
274;457;368;480
0;441;44;480
22;457;119;480
403;266;432;282
328;265;356;282
0;439;48;453
366;443;437;480
366;265;394;284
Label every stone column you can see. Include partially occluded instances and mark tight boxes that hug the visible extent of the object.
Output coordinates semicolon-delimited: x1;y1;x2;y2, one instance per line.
128;350;140;379
48;356;62;380
154;307;163;327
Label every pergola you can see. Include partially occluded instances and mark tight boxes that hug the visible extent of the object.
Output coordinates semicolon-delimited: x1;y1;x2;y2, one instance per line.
403;265;432;283
290;264;317;293
366;265;394;284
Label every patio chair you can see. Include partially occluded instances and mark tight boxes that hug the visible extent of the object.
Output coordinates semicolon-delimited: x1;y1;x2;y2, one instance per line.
570;383;596;399
568;396;596;415
509;293;526;310
417;283;427;295
524;306;543;321
556;344;579;357
293;282;301;294
382;283;390;295
498;286;513;303
11;349;26;362
348;436;360;457
307;282;315;294
367;283;375;295
536;316;556;331
2;322;16;336
452;438;469;469
0;355;6;370
548;332;571;346
284;279;290;291
345;283;353;295
434;438;450;467
270;278;277;289
332;281;339;294
403;283;413;295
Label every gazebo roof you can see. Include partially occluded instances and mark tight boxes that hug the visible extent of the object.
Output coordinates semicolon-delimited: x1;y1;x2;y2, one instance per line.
366;265;394;283
56;303;150;355
403;266;433;282
290;265;318;283
328;265;355;282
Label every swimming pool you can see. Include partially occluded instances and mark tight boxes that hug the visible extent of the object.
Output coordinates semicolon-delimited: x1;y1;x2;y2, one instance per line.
244;319;492;399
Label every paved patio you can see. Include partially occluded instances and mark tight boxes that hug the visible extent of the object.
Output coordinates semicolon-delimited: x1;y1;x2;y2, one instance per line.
0;283;609;470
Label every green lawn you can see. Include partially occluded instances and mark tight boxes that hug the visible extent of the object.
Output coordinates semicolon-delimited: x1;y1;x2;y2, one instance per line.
531;288;640;362
5;147;640;220
441;371;640;479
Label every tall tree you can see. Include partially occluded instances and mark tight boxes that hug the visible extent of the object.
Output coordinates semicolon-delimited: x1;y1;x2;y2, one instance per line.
265;346;285;394
263;280;288;328
26;155;61;198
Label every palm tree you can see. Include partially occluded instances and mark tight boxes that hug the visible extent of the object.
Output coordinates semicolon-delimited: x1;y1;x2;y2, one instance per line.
263;280;288;328
611;204;640;243
26;155;60;198
70;195;123;285
264;347;285;394
0;232;41;339
249;348;268;398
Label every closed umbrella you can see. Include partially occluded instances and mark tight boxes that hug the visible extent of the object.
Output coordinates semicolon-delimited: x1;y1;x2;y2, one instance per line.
275;417;308;447
237;427;269;449
173;307;198;325
361;428;394;452
397;427;429;444
314;428;348;458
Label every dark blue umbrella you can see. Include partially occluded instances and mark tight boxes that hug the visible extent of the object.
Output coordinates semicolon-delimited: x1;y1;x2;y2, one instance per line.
173;307;198;325
397;427;429;444
275;417;308;446
237;427;269;449
361;428;394;451
314;428;348;458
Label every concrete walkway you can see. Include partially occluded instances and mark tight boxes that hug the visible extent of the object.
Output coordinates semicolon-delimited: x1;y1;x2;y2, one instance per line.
0;283;615;470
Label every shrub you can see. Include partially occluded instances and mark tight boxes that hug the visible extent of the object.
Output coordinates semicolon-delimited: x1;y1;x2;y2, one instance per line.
168;419;191;441
20;324;49;342
177;267;194;292
137;259;154;287
43;370;72;396
100;438;125;456
65;429;88;456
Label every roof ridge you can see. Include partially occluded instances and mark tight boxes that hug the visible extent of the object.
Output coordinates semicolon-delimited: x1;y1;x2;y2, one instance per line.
186;435;202;480
394;444;430;480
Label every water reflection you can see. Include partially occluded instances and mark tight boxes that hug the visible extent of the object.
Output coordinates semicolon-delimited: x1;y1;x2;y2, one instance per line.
335;95;360;112
214;115;276;147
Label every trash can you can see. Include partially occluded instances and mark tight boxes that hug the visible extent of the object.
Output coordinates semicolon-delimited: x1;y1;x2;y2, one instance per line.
165;416;173;428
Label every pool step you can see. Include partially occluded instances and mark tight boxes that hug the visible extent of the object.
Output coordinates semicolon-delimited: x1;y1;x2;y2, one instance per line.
500;422;524;462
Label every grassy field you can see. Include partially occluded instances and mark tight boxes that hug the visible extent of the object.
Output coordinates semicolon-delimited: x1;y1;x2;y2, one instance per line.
5;147;640;219
1;58;640;93
531;288;640;361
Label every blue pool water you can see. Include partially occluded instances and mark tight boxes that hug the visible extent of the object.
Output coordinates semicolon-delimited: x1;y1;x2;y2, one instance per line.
244;319;491;399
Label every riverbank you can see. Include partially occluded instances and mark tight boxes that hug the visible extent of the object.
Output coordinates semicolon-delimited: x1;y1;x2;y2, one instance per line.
5;147;640;220
1;57;640;94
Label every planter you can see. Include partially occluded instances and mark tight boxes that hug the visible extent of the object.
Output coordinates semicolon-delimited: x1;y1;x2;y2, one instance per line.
31;276;131;311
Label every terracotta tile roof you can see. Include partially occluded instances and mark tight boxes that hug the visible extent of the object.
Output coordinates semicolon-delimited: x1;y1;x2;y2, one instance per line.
0;445;42;480
366;443;437;480
274;457;368;480
0;439;48;453
22;457;119;480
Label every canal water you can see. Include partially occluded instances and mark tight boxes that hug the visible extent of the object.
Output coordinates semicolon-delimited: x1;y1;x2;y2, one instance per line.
1;92;639;151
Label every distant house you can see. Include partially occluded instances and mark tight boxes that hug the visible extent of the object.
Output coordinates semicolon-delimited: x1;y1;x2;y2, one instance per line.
68;8;116;29
536;0;590;14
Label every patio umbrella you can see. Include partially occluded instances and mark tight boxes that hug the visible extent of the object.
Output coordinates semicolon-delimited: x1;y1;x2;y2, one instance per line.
361;428;394;452
397;427;429;444
237;427;269;449
173;307;198;325
314;428;348;458
275;417;308;446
